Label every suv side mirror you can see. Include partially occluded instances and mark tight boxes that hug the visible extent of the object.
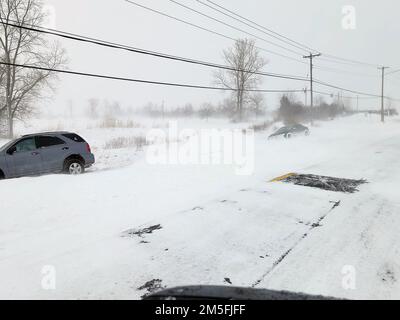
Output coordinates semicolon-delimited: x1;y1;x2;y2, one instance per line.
7;146;16;155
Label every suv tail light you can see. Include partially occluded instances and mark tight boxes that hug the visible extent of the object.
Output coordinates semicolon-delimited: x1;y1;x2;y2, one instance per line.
86;143;91;153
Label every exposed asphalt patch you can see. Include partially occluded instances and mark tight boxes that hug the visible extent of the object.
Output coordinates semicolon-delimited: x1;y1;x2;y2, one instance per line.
380;270;396;284
281;174;367;193
138;279;166;298
220;200;238;204
378;265;397;284
224;277;232;285
122;224;162;238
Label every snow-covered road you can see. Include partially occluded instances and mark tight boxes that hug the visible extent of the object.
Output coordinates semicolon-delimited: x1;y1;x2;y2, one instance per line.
259;124;400;299
1;114;400;299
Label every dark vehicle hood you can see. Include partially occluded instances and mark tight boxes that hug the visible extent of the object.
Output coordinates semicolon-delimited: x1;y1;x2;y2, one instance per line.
269;129;289;138
269;131;286;138
144;285;342;300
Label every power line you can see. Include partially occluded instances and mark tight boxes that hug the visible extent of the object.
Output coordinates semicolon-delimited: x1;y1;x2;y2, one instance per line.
317;56;377;68
386;68;400;76
124;0;383;78
196;0;382;79
195;0;310;54
168;0;305;56
199;0;384;77
0;61;305;93
314;90;379;100
129;0;383;78
1;20;309;83
124;0;308;65
197;2;382;78
313;64;379;78
204;0;382;69
203;0;316;53
321;53;380;69
314;79;381;98
313;80;400;101
2;20;395;100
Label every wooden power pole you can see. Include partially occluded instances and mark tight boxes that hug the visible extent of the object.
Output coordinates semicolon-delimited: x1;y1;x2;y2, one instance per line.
379;66;389;123
303;87;308;106
303;53;321;122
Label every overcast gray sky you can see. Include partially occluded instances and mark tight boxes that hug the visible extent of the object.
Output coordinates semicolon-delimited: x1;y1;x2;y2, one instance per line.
42;0;400;114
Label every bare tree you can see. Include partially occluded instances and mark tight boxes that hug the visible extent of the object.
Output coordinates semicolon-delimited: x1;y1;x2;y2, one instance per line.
0;0;66;137
0;53;7;131
215;38;266;121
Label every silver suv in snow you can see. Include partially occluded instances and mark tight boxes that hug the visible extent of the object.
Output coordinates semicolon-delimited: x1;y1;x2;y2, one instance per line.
0;132;95;179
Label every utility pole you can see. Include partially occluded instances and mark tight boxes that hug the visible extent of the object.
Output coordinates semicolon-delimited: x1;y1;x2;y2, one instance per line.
303;53;321;123
303;87;308;107
357;95;359;113
379;66;389;123
341;91;344;110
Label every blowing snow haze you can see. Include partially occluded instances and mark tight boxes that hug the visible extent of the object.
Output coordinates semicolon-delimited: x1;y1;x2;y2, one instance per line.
1;0;400;304
40;0;400;113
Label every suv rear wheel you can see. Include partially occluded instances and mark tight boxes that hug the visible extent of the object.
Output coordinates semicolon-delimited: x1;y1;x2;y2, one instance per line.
64;159;85;175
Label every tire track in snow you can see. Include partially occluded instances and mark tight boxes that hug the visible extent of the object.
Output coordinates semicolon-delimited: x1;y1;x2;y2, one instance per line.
252;200;341;288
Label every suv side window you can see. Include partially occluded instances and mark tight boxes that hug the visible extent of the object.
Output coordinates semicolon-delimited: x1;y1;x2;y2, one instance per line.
12;138;37;153
36;136;65;148
62;133;85;143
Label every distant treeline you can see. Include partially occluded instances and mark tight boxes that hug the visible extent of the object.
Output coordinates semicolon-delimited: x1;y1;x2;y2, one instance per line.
136;99;266;120
276;94;348;124
82;94;398;125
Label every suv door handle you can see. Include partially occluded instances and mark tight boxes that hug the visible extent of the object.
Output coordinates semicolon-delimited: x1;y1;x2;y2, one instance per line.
62;147;69;150
31;151;40;156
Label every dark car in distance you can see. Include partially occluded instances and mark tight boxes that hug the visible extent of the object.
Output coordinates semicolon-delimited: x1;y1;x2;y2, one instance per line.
0;132;95;179
269;124;310;139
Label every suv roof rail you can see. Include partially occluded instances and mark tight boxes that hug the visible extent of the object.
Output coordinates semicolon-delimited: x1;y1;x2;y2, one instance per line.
21;131;71;137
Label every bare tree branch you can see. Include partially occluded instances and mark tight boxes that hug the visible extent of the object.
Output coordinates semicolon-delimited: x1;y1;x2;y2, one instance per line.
214;38;266;121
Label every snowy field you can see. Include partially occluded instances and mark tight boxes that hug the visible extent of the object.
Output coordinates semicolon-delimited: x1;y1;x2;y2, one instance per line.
1;113;400;299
